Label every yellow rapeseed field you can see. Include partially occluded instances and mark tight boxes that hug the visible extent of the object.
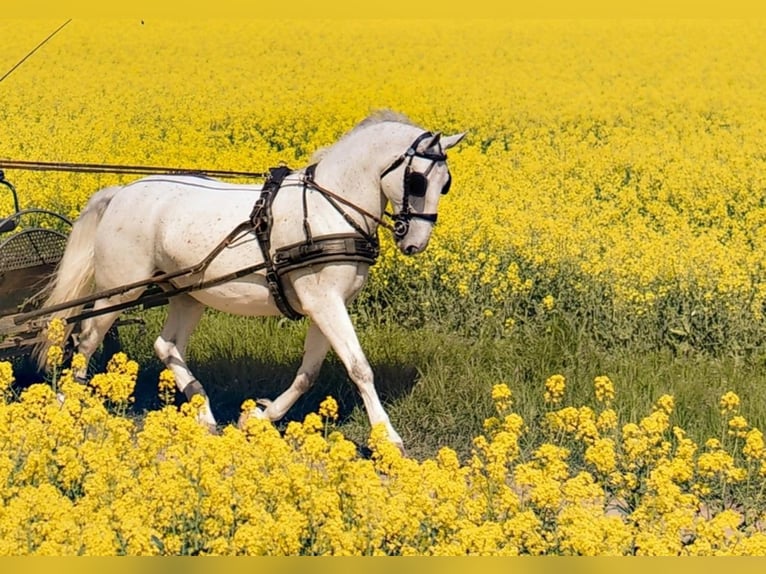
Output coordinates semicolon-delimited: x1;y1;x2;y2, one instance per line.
3;19;766;554
3;19;766;345
2;324;766;555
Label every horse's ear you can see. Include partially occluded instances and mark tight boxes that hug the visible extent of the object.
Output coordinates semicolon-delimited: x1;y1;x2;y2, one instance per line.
442;132;466;150
423;131;442;150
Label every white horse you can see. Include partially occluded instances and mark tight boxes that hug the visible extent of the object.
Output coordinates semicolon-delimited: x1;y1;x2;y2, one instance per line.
35;110;465;452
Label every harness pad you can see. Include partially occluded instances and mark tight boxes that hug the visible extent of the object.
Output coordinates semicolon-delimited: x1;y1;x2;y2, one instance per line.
249;167;380;321
274;233;379;275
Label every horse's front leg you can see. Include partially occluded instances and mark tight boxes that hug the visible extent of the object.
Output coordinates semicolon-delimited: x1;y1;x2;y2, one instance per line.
301;295;405;453
240;321;330;426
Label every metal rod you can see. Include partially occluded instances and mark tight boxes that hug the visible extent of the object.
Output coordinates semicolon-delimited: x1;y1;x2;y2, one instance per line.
69;260;269;323
0;159;269;180
0;170;20;213
0;19;72;84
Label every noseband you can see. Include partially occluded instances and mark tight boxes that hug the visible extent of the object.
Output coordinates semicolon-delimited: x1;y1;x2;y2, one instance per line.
380;131;450;240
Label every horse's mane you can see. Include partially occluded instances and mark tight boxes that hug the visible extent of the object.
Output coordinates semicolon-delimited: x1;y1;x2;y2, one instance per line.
309;110;416;163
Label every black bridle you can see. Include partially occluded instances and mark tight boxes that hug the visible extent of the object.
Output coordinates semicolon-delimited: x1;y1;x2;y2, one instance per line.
300;131;452;243
380;131;451;240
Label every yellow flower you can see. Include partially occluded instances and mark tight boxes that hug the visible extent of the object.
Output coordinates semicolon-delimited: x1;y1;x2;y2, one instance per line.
318;396;339;422
705;438;722;450
640;410;671;436
673;427;698;462
719;391;740;415
546;406;578;433
727;415;749;438
544;374;566;405
491;383;513;414
585;438;617;474
180;392;207;418
594;375;615;405
303;412;323;434
89;353;138;407
70;353;87;374
0;361;14;396
743;428;765;460
491;382;512;402
45;317;66;347
46;345;64;370
697;449;745;482
158;369;176;406
653;394;675;416
597;409;618;433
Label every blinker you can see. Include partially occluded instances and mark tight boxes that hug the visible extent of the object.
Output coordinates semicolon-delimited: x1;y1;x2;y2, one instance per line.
404;169;452;197
405;170;428;198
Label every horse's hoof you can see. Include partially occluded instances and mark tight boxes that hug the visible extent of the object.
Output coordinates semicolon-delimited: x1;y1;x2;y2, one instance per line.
253;399;271;419
255;398;272;409
237;405;267;430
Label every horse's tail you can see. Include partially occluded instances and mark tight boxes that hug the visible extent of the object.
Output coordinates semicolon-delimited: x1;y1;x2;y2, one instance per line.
33;186;121;371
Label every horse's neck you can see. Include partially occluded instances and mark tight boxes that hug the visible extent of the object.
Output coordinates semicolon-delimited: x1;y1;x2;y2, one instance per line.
316;124;417;214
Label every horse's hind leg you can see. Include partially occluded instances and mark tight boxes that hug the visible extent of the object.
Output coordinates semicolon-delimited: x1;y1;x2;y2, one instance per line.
74;294;138;381
243;321;331;425
153;294;214;428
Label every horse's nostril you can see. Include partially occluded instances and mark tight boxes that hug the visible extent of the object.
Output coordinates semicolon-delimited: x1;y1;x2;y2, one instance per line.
404;245;417;255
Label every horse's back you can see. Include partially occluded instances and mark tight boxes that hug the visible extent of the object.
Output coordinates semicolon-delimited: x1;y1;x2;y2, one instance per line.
88;173;371;307
92;176;263;282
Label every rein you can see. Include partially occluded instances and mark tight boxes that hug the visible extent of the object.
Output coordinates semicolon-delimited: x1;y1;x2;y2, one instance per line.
245;131;447;320
300;164;396;236
299;131;448;239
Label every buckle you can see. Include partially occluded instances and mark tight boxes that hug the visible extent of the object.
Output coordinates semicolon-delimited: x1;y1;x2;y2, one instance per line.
299;243;324;257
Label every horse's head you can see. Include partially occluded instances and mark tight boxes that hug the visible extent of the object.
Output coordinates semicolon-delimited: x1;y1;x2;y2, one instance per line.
381;130;466;255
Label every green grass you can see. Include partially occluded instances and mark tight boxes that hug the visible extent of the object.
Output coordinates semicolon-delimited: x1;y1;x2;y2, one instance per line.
89;305;766;462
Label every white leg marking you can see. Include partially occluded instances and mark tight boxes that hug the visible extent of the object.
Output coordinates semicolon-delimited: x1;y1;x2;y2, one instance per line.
153;295;215;428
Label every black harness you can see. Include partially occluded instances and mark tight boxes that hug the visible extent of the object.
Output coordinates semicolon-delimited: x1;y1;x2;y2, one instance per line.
249;165;379;320
248;131;449;321
9;131;451;331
